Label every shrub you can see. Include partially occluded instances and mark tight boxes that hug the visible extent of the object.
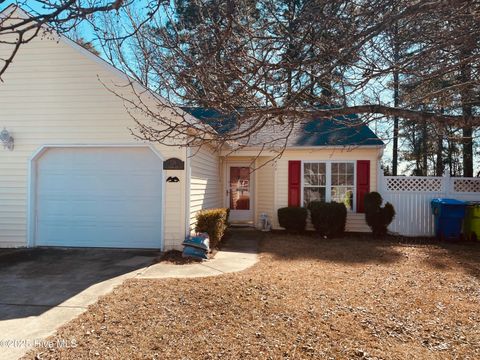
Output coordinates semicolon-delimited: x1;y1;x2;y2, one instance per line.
364;192;396;236
364;191;382;211
277;207;308;233
195;208;230;248
308;201;347;237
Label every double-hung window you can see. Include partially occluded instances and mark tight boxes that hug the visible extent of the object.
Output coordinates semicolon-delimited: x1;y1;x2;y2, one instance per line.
303;162;327;203
302;161;355;211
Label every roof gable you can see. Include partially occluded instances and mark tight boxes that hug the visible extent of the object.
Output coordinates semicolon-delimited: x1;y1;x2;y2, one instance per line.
0;5;202;129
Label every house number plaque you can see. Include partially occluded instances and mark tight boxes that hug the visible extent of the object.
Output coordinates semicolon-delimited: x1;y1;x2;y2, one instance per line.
163;157;185;170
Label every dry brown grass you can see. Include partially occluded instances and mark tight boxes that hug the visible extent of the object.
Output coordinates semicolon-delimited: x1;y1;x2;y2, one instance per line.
24;234;480;360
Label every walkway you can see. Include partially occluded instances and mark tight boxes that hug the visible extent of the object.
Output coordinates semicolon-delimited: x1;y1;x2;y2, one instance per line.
138;228;260;279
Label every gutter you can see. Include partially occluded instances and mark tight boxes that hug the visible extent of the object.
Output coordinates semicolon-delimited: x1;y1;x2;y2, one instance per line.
220;144;384;156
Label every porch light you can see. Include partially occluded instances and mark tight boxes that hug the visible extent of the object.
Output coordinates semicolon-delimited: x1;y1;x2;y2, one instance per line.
0;128;14;151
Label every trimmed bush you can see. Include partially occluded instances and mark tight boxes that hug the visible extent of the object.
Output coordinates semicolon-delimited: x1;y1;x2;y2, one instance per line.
364;191;382;210
308;201;347;238
195;208;230;248
364;192;396;236
278;207;308;233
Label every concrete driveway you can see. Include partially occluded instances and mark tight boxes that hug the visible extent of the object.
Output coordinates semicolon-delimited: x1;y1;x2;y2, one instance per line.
0;248;159;360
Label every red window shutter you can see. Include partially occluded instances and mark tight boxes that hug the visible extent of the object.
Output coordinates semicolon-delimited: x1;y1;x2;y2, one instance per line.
288;160;301;207
356;160;370;213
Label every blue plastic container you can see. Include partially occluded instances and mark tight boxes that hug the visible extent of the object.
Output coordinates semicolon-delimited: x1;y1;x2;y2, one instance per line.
431;198;467;240
182;245;208;260
182;233;210;251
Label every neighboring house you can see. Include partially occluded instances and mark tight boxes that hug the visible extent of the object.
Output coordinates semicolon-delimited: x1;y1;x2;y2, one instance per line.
0;6;383;251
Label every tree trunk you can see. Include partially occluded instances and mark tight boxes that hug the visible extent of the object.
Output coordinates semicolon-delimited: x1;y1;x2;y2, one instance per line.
435;133;444;176
422;119;428;175
462;124;473;177
459;46;474;177
392;20;400;176
435;109;445;176
447;136;453;176
392;117;399;175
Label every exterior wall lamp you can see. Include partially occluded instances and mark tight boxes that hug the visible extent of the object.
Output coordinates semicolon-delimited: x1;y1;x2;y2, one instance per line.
0;128;14;151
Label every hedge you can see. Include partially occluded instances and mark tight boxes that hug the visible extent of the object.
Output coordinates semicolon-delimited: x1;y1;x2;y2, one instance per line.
277;207;308;232
308;201;347;238
195;208;230;248
364;192;396;236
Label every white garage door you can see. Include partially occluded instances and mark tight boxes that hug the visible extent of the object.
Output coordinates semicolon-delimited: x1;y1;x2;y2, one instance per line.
35;147;163;248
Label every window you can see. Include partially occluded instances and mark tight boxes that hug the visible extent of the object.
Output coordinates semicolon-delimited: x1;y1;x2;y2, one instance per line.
331;163;355;210
303;162;355;211
303;162;326;204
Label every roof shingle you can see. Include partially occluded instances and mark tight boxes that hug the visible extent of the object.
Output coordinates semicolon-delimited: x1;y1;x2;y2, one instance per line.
182;107;384;147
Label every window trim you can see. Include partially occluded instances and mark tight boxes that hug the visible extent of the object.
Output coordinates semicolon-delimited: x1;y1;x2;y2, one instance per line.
301;160;357;212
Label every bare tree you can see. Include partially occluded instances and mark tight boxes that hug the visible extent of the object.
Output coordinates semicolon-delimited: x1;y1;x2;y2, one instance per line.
90;1;478;153
1;0;479;173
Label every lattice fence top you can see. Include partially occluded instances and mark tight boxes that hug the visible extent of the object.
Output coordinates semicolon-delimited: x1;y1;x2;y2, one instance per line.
453;178;480;193
384;176;443;192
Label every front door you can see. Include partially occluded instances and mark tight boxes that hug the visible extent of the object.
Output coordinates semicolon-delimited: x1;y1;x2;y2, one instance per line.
227;165;253;223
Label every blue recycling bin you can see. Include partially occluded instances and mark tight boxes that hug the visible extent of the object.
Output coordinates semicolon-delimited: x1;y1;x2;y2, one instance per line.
431;198;467;240
182;233;210;260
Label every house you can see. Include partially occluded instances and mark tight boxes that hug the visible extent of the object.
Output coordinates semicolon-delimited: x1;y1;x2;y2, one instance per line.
0;5;384;251
184;107;384;231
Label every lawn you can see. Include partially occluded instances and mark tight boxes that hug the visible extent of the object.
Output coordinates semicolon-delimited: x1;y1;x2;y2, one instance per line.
25;233;479;359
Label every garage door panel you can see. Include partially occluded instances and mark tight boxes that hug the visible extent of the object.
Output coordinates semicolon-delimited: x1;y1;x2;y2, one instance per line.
38;222;160;248
35;147;164;249
39;175;162;196
37;198;162;222
38;197;162;219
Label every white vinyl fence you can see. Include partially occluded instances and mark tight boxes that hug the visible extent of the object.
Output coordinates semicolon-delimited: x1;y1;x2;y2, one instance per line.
378;173;480;236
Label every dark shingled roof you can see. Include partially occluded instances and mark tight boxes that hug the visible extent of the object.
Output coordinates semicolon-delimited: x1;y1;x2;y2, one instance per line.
182;107;237;135
182;107;384;147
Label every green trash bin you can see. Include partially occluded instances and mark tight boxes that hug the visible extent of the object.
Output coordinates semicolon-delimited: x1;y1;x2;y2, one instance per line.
464;202;480;241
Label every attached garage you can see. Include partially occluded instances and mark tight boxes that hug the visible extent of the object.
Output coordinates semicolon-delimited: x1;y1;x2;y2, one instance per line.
32;146;164;249
0;6;192;250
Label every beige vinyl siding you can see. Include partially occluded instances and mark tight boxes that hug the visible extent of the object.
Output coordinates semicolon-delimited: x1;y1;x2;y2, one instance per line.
254;157;276;228
273;148;381;231
189;145;222;231
345;213;371;232
0;30;186;249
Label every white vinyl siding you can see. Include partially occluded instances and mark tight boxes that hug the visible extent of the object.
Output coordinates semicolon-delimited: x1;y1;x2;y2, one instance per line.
0;27;186;249
189;145;222;231
345;213;372;233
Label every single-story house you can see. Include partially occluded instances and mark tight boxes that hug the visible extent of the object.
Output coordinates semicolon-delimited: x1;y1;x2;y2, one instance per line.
0;6;384;251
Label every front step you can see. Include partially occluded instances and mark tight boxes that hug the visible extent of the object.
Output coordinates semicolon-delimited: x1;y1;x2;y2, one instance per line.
300;212;371;233
345;212;370;233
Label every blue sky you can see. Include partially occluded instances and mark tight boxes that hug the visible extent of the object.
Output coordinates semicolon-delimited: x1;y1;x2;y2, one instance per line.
1;0;97;38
